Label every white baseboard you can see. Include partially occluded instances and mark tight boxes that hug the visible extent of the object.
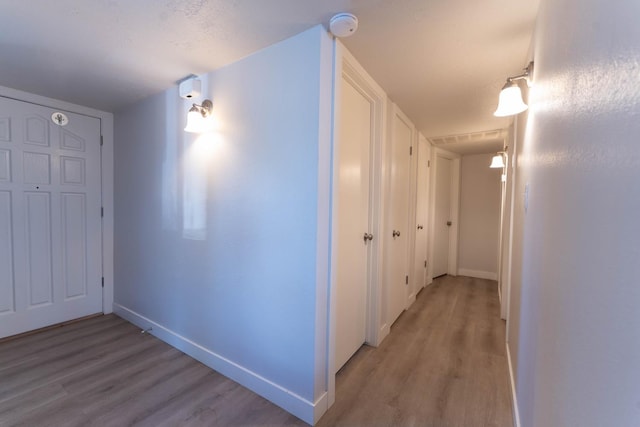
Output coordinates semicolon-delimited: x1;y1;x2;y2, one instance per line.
313;393;328;424
407;292;416;308
113;303;318;425
457;268;498;281
378;323;390;346
506;343;521;427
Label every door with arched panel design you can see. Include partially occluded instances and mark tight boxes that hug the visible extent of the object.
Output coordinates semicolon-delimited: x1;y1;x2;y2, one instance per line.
0;97;102;338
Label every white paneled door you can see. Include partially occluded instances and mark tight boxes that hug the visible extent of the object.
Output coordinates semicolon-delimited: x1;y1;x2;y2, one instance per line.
334;75;372;372
386;107;413;326
433;154;453;277
0;97;102;338
413;137;431;290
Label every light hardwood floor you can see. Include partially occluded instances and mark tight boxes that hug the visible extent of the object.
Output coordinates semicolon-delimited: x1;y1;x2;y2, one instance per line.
0;276;512;426
317;275;513;427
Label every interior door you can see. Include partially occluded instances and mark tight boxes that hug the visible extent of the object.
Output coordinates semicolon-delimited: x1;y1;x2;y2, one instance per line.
433;154;452;277
413;137;430;290
0;97;102;338
387;108;412;326
334;75;372;372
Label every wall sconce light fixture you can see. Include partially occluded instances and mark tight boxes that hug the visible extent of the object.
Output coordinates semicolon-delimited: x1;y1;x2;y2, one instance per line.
490;153;505;168
494;61;534;117
490;151;506;168
184;99;213;133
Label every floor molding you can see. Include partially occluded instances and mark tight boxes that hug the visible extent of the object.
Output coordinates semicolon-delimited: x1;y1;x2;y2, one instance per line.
378;323;391;346
506;343;521;427
113;303;317;425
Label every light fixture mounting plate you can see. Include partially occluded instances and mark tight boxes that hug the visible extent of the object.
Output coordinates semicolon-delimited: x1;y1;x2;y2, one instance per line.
179;76;202;99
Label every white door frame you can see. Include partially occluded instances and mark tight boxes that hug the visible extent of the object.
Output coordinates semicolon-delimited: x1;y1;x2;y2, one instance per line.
428;147;461;277
504;124;518;335
327;41;387;407
0;85;114;316
498;132;512;320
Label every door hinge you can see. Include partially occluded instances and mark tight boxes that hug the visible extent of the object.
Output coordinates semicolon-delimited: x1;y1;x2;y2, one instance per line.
405;275;409;285
409;146;413;156
100;135;104;146
428;160;431;167
424;260;427;268
101;277;104;288
101;207;104;218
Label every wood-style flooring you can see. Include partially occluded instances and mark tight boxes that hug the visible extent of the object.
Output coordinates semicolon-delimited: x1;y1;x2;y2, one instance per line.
317;275;513;427
0;276;512;426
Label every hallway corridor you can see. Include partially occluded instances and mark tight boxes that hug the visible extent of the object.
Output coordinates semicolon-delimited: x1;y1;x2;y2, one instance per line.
318;275;513;426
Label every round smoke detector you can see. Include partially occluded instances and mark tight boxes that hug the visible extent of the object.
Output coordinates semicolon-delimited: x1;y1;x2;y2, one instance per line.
329;13;358;38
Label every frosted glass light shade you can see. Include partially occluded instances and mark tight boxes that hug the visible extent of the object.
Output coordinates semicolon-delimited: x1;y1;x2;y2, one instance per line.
494;83;528;117
490;154;505;168
184;110;204;133
184;99;214;133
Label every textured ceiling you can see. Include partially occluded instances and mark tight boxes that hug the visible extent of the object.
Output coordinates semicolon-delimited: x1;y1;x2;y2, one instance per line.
0;0;539;146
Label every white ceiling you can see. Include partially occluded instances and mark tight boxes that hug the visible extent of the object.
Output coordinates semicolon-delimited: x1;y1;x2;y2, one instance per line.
0;0;539;150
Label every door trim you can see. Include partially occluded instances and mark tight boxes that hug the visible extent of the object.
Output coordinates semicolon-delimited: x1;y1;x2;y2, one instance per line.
428;147;461;278
498;130;512;320
327;41;387;408
504;124;518;336
0;85;114;316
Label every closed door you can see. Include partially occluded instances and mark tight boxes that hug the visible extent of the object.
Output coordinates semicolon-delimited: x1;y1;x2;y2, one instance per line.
0;97;102;338
433;155;453;277
334;76;372;371
387;110;412;326
413;138;430;290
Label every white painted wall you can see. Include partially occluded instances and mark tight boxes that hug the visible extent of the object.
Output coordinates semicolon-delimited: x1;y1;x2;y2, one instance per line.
113;26;333;424
508;0;640;425
458;153;501;280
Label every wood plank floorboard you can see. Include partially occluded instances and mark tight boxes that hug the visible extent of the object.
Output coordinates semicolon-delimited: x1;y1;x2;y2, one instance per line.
316;275;513;427
0;275;512;426
0;316;304;427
